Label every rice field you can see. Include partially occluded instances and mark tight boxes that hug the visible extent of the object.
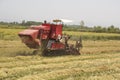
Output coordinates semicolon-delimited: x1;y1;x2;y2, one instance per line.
63;31;120;40
0;28;120;80
0;40;120;80
0;51;120;80
0;28;120;40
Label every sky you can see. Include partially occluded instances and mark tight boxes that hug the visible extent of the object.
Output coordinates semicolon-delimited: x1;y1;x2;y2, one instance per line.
0;0;120;27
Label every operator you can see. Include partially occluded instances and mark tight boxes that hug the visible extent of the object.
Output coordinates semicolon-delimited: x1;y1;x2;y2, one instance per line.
56;34;62;42
75;37;83;51
63;33;71;49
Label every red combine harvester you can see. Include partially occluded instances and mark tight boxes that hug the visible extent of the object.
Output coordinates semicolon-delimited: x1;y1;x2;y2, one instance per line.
18;20;82;55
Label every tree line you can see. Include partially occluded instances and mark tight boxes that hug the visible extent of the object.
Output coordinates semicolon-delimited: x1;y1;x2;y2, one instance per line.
0;20;120;33
0;20;42;28
63;25;120;33
63;21;120;33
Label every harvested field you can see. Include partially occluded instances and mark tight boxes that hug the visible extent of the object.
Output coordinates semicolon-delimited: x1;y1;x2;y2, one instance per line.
0;40;120;56
0;40;120;80
0;52;120;80
0;28;120;80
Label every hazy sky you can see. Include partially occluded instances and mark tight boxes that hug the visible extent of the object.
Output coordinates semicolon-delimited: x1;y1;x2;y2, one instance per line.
0;0;120;27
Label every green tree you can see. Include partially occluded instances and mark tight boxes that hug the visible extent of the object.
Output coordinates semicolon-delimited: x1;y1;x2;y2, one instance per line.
80;20;85;29
21;20;25;25
108;25;115;33
93;26;103;33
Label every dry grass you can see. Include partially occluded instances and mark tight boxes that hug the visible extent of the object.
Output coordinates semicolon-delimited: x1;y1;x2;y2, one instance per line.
69;40;120;54
0;52;120;80
0;40;120;80
82;40;120;54
0;40;120;56
0;28;120;80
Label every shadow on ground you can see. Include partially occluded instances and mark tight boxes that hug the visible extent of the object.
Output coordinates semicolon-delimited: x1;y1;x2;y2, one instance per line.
15;50;80;57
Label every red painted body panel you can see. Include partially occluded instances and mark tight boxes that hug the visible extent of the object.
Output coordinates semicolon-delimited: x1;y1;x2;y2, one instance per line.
18;22;63;50
18;29;39;39
55;24;62;36
30;25;51;31
51;42;65;50
50;24;62;39
18;29;40;48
